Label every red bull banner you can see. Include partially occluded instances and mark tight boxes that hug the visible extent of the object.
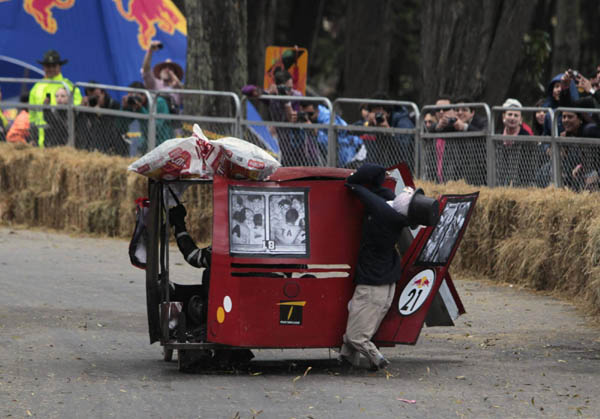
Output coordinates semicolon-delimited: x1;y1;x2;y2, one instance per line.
0;0;186;90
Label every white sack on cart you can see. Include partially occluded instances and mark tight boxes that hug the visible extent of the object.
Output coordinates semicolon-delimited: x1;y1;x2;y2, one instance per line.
128;124;280;181
127;135;210;180
192;124;280;181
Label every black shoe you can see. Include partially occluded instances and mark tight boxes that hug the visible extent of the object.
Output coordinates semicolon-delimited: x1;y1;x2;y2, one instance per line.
369;354;390;371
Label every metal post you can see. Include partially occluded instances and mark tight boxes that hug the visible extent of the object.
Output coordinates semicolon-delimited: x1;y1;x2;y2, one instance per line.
67;89;75;147
232;92;242;138
148;93;157;150
414;108;422;178
551;109;561;187
486;106;495;187
324;98;336;167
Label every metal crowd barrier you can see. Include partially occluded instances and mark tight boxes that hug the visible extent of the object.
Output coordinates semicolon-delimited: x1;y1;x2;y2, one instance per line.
333;98;420;171
74;82;154;154
239;95;334;166
4;74;600;191
489;106;554;188
149;88;241;141
0;76;73;147
419;103;491;185
551;106;600;190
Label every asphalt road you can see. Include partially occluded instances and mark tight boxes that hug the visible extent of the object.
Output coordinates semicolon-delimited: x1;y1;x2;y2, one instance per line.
1;227;599;418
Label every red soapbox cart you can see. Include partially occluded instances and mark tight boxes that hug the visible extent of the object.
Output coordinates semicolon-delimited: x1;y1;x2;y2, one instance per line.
143;163;478;371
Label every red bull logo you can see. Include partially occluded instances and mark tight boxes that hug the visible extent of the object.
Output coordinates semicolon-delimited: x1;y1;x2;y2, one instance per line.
24;0;75;34
113;0;187;50
414;277;430;289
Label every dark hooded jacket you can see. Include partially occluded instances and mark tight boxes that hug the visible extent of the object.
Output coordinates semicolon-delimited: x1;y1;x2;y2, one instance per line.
543;73;579;135
346;164;409;286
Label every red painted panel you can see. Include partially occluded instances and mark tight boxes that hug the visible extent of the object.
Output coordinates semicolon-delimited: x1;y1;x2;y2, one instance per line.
202;167;472;349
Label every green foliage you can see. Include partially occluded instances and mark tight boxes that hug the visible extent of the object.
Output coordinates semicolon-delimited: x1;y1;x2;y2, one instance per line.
522;30;552;94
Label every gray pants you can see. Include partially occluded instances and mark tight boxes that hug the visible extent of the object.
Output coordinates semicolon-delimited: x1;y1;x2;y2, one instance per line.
340;283;396;366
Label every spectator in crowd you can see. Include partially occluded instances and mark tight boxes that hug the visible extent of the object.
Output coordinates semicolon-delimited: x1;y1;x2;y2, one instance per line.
43;87;70;147
29;49;82;148
242;69;305;165
558;69;600;138
141;40;183;109
454;97;488;185
122;81;173;154
297;101;364;168
6;93;32;144
430;95;455;183
363;93;416;170
352;103;370;126
497;98;531;186
532;98;548;136
530;98;553;186
542;72;579;136
269;69;305;165
77;82;127;155
423;111;437;133
560;111;596;191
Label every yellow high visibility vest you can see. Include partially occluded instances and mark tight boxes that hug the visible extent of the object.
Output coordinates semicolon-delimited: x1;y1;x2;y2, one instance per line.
28;74;82;148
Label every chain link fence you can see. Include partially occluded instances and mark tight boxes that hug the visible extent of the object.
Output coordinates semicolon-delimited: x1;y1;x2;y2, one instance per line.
333;98;419;171
418;103;490;186
4;76;600;190
240;95;334;167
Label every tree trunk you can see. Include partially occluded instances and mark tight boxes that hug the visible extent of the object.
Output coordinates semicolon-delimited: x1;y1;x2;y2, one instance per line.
579;0;600;77
247;0;277;87
551;0;581;76
342;0;393;98
420;0;536;107
184;0;247;118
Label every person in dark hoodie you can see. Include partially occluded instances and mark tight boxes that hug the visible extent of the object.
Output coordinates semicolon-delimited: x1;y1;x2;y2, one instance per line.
558;69;600;138
542;73;580;136
338;163;439;370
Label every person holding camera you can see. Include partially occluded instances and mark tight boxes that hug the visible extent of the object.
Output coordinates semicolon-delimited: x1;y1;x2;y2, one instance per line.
362;95;415;170
141;39;184;110
122;81;173;154
77;83;126;155
558;68;600;138
296;101;365;167
264;69;304;165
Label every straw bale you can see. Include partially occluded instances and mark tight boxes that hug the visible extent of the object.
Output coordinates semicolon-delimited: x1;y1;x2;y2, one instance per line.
2;142;599;315
417;180;600;316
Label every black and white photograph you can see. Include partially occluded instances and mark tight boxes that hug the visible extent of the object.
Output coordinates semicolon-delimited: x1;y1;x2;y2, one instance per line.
417;196;474;265
229;187;308;256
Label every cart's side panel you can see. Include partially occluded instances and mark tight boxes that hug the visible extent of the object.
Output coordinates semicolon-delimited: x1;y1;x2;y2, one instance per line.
146;180;162;344
206;175;364;347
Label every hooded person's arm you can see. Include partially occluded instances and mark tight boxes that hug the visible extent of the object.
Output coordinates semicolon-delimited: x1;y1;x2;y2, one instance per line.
347;163;396;200
346;183;409;229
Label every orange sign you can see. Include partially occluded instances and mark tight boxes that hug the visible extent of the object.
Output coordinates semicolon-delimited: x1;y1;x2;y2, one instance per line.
113;0;186;50
264;46;308;95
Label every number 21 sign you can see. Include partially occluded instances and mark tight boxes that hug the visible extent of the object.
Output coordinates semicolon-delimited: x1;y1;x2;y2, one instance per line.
398;269;435;315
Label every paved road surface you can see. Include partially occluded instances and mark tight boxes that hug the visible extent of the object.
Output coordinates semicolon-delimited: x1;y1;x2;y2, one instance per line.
0;228;599;418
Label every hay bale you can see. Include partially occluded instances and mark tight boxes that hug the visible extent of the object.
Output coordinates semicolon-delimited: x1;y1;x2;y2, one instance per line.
2;142;599;315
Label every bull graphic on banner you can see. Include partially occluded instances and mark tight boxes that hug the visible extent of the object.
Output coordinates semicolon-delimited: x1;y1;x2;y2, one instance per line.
23;0;75;34
112;0;187;50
